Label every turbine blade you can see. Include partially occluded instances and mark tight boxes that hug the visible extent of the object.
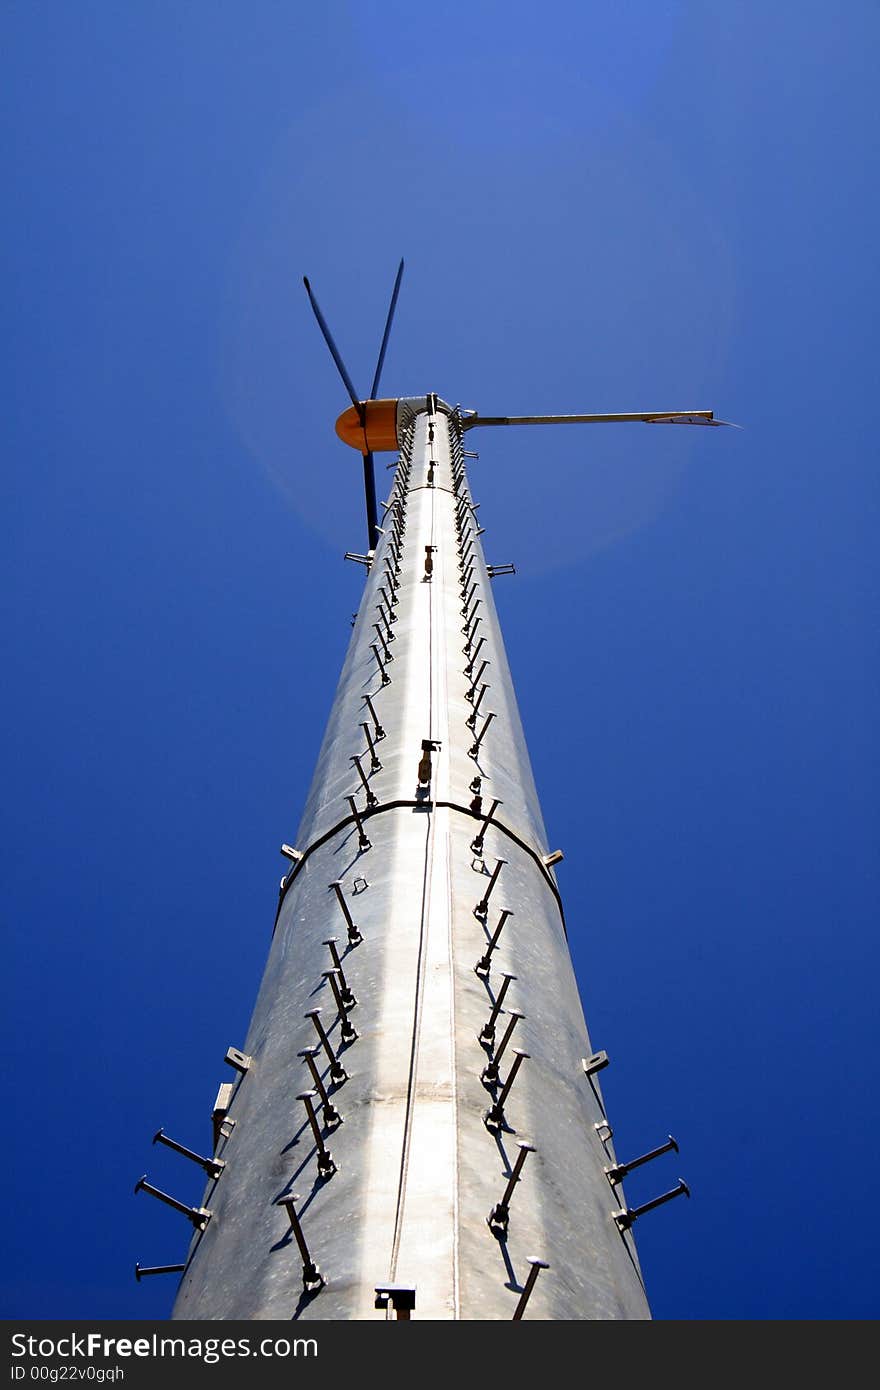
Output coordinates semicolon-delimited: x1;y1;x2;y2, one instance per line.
303;276;364;422
369;258;405;401
362;452;379;552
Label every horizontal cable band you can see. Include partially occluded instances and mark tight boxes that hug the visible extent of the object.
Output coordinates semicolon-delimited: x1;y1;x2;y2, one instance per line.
273;799;566;939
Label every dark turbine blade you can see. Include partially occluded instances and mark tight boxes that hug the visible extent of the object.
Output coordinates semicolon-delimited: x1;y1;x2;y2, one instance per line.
303;276;364;422
362;452;380;551
368;258;405;401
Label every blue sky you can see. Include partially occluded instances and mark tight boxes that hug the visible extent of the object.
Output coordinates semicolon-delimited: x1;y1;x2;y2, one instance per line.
3;1;877;1320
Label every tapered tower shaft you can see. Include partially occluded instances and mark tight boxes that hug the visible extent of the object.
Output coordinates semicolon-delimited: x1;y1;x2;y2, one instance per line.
171;398;650;1320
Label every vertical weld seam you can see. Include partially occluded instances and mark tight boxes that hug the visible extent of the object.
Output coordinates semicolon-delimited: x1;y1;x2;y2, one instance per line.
440;420;462;1318
389;412;436;1281
388;810;434;1279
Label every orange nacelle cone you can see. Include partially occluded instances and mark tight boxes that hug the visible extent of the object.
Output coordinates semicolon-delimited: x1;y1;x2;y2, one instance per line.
335;399;400;453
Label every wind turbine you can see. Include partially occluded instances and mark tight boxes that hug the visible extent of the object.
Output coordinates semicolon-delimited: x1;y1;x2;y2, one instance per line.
135;261;731;1320
304;259;734;552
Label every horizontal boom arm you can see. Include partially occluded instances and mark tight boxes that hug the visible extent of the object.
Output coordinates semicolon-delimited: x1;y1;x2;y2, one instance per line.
462;410;737;429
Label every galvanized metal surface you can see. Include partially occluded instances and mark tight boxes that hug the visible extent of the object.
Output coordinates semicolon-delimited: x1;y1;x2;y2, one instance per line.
171;402;651;1320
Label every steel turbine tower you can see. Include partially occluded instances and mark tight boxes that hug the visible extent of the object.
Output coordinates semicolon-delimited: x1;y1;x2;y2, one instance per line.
136;263;730;1320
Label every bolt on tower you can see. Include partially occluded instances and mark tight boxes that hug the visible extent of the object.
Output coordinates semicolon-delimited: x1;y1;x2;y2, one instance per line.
136;264;729;1319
